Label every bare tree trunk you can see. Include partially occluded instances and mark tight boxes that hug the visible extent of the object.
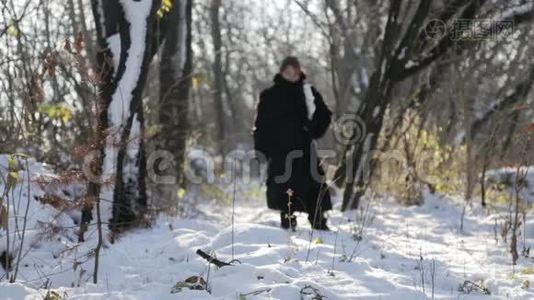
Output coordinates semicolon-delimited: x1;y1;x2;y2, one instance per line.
339;0;533;210
210;0;225;153
341;0;404;211
76;0;97;66
460;74;474;231
157;0;193;209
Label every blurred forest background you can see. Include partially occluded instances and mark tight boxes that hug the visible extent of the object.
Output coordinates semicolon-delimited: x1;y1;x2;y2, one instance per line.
1;0;533;228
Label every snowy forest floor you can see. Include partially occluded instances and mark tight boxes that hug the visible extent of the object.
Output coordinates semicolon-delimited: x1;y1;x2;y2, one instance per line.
2;160;534;299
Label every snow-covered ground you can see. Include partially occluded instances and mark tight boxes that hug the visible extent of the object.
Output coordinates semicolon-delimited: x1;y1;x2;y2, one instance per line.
1;156;534;299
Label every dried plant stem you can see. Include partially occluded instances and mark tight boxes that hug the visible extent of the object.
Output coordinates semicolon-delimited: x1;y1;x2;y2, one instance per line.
93;193;103;284
10;159;31;282
231;161;236;261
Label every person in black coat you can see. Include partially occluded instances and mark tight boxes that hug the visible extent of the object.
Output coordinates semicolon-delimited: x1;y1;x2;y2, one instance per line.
253;56;332;230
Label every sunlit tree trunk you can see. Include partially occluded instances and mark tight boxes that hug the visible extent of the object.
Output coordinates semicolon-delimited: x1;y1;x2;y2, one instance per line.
157;0;193;209
210;0;225;154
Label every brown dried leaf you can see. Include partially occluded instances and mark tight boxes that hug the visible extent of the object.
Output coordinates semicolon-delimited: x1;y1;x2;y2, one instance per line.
44;54;57;77
74;32;84;55
31;76;45;102
64;38;72;53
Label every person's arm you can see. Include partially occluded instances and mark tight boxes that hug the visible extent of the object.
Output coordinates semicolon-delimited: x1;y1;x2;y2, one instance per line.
308;86;332;139
253;91;272;157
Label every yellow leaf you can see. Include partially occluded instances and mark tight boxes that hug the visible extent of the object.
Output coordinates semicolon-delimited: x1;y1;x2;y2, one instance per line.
7;155;16;171
6;23;19;37
6;171;19;191
177;188;186;198
156;0;173;18
192;76;200;90
8;171;19;180
38;104;73;123
43;290;62;300
313;238;323;244
60;106;73;123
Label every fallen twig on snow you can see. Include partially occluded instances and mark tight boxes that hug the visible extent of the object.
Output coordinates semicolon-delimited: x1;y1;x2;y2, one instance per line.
196;249;232;267
300;284;325;299
458;280;491;295
240;287;272;297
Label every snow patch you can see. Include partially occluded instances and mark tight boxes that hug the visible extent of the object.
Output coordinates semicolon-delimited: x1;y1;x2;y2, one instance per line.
106;33;121;75
2;157;534;299
404;60;417;68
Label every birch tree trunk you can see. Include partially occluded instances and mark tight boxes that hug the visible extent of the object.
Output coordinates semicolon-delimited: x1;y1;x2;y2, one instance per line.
83;0;159;234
